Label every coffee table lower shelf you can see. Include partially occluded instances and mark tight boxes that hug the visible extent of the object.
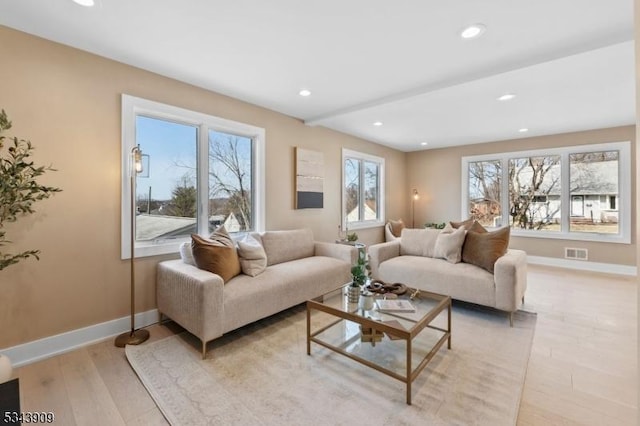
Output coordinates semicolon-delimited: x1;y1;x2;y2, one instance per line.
306;295;451;405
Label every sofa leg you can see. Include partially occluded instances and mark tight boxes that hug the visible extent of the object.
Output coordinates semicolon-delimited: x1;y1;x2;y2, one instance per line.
202;341;207;360
509;312;514;327
522;295;525;304
158;311;164;324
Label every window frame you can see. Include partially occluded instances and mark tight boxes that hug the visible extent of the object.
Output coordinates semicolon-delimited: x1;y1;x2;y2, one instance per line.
341;148;386;230
121;94;265;259
461;141;631;244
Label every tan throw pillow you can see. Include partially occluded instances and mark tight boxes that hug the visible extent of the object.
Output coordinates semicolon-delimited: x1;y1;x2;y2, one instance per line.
450;218;474;229
462;226;510;273
191;227;241;283
389;219;405;237
433;226;466;263
237;235;267;277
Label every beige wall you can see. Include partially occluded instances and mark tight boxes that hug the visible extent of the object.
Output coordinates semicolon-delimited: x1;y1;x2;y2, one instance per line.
0;26;406;348
635;0;639;415
407;126;637;266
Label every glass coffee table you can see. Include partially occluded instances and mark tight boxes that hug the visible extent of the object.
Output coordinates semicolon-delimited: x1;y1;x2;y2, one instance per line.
306;284;451;405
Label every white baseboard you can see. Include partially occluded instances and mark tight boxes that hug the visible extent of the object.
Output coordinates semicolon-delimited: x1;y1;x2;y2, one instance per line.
1;309;159;368
527;255;637;276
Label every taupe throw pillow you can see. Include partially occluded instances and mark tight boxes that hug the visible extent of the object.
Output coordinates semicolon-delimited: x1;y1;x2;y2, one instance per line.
467;221;488;234
191;226;241;283
433;226;466;263
237;235;267;277
462;226;510;273
389;219;405;237
450;218;474;229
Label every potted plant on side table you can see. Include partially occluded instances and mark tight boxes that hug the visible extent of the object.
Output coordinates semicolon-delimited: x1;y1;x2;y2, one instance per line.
348;244;368;303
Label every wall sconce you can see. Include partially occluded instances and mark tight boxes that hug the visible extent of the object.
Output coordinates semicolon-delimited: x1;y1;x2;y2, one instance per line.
412;189;419;228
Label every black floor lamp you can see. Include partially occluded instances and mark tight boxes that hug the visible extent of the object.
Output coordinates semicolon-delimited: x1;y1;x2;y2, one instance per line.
115;144;150;347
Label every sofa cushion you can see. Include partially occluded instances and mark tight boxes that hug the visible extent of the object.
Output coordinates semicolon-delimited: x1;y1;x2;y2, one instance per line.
261;229;315;266
237;235;267;277
378;255;496;308
433;226;466;263
462;226;510;273
388;219;405;238
222;256;350;333
400;228;440;257
191;227;241;283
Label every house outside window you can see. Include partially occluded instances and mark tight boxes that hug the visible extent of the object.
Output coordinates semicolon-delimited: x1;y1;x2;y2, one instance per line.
461;141;630;244
121;95;265;258
342;149;385;231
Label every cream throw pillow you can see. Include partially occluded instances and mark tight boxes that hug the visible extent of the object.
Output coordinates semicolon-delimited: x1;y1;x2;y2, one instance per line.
179;241;196;266
433;226;466;263
237;235;267;277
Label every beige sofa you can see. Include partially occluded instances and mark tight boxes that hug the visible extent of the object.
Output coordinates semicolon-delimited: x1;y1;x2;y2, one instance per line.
369;228;527;325
157;229;355;357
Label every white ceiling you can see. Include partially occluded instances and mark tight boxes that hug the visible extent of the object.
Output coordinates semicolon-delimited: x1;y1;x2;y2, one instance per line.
0;0;635;151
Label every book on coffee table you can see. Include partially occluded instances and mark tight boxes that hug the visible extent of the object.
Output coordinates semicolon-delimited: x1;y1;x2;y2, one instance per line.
376;299;415;313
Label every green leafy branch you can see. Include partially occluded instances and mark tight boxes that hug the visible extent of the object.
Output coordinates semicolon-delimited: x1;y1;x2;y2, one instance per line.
0;110;62;271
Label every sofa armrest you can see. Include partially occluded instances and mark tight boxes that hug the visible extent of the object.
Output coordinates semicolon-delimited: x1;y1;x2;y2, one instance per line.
493;249;527;312
157;259;225;343
368;241;401;279
314;241;357;264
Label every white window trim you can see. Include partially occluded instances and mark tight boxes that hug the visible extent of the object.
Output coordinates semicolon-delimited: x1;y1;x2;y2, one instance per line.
341;148;386;230
121;94;265;259
461;141;631;244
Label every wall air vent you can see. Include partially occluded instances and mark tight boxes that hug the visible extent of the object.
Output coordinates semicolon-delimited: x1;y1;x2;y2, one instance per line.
565;247;588;260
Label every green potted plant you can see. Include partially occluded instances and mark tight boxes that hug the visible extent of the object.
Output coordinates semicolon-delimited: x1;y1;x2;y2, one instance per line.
348;244;368;303
0;109;61;270
0;109;61;381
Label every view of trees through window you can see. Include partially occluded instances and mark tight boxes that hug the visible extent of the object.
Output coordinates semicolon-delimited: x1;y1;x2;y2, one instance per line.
344;155;381;224
467;148;620;235
133;115;254;242
208;131;253;233
468;160;501;227
508;155;561;230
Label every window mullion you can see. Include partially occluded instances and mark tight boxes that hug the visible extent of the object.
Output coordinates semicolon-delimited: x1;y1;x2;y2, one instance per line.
501;157;509;228
560;151;570;233
197;124;209;236
359;160;365;222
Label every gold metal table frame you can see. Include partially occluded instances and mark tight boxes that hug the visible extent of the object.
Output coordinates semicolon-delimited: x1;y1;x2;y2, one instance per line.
306;286;452;405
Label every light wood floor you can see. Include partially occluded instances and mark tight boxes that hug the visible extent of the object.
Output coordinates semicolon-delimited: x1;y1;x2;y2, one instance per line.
12;265;638;425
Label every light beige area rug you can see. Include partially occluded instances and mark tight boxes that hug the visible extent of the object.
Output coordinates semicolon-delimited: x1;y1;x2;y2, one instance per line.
126;303;536;426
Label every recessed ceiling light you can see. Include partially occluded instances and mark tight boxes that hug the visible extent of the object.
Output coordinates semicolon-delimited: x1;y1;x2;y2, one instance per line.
497;93;516;101
373;121;383;126
420;142;428;146
460;24;486;39
299;89;311;97
72;0;95;6
519;128;529;133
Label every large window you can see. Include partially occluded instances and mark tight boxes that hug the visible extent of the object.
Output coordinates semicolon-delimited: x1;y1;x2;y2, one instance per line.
342;149;385;230
121;95;265;258
461;142;630;243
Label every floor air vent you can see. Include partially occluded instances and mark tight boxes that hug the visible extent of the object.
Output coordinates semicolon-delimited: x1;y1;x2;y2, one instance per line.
565;247;588;260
